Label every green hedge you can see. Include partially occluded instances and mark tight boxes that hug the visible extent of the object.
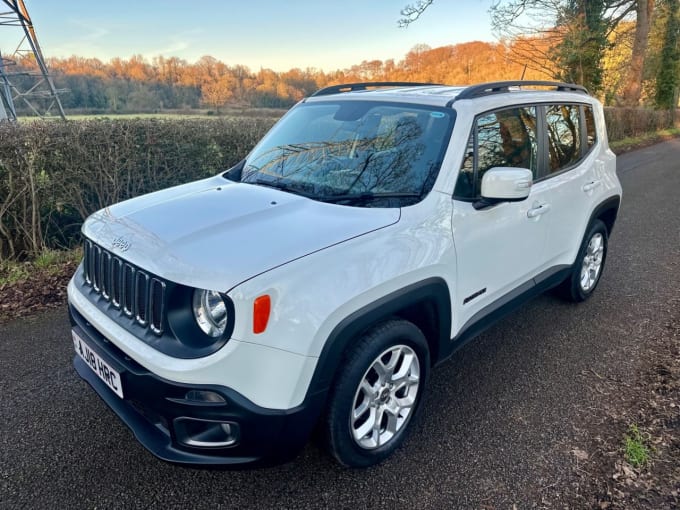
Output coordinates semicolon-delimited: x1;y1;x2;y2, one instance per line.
0;108;676;261
0;118;274;260
603;107;676;141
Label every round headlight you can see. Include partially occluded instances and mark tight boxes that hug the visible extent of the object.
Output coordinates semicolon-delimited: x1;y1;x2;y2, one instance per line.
192;289;228;337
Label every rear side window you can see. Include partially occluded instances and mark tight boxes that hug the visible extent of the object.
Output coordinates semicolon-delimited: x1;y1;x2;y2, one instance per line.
584;105;597;149
455;106;538;199
545;104;581;173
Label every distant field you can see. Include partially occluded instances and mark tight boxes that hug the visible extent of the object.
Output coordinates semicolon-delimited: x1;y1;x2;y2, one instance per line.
64;113;210;121
18;108;287;122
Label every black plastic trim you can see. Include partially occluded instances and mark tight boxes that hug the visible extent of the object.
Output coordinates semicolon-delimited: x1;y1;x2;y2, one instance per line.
537;104;549;177
70;309;324;467
472;195;528;210
579;104;588;158
306;264;578;395
311;82;442;97
588;195;621;235
306;278;452;396
451;80;588;104
222;159;245;182
440;265;572;361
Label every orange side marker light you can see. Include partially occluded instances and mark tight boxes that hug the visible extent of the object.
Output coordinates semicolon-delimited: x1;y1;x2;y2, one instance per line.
253;295;271;334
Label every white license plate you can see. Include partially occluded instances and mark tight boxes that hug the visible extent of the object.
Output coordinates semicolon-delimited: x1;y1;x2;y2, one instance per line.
73;330;124;399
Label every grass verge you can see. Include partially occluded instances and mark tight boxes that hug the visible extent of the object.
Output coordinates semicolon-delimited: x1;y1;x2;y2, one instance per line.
1;248;80;286
610;127;680;154
0;248;81;322
0;248;81;281
19;107;286;122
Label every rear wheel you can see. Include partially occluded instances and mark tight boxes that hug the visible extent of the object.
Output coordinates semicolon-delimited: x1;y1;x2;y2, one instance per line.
322;319;429;467
557;219;608;302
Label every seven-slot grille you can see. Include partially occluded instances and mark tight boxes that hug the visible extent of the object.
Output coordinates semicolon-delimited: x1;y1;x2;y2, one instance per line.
83;239;166;335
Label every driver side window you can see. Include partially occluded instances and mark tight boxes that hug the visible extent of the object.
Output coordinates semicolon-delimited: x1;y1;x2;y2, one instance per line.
455;106;538;199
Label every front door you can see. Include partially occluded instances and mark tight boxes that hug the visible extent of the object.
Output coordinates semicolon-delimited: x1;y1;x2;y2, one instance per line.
450;105;550;332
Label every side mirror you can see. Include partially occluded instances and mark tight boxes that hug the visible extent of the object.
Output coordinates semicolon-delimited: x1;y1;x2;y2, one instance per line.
474;167;532;209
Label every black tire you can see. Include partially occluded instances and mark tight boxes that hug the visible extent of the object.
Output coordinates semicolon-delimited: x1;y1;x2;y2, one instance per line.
322;319;430;468
556;219;608;302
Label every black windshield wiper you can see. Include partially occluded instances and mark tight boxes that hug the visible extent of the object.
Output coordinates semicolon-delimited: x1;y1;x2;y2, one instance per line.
322;192;422;204
251;179;321;199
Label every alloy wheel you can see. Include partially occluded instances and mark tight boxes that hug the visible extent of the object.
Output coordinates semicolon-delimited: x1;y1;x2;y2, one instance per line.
350;345;421;449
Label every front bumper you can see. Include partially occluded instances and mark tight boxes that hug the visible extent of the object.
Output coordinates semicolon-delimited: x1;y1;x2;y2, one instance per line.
69;305;325;467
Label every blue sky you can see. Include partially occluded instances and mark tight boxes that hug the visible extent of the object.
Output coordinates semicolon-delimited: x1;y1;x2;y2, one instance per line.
1;1;496;71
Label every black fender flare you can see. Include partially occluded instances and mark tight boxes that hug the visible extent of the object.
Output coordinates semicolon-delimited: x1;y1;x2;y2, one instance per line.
305;277;452;399
587;195;621;235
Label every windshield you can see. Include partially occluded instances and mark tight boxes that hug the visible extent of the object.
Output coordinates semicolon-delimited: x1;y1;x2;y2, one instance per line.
236;101;454;207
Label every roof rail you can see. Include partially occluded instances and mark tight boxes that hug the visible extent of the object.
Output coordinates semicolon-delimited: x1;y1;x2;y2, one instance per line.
453;81;588;102
311;81;442;97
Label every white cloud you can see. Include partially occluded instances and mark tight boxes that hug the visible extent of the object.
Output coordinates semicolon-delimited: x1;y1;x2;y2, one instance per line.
142;29;204;61
43;19;112;58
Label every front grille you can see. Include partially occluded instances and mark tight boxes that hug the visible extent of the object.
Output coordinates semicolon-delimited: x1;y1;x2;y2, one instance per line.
83;238;166;335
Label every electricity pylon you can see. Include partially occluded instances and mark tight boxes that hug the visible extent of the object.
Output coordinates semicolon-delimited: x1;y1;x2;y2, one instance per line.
0;0;66;121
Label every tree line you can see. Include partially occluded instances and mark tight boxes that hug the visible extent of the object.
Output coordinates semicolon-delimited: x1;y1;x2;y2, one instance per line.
7;0;679;114
401;0;679;109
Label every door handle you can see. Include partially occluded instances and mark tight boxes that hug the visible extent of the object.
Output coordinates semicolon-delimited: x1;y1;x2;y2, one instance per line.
582;180;602;192
527;203;551;218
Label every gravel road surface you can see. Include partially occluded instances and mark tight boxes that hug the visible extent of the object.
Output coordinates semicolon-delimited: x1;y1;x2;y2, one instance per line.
2;139;679;509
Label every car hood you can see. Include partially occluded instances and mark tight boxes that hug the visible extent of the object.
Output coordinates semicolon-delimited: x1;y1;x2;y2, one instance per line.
82;176;400;290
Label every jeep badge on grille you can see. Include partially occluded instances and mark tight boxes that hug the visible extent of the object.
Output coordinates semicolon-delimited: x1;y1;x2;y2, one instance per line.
112;237;130;252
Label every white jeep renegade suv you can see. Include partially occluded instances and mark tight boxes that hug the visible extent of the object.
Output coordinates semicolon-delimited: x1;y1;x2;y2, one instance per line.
68;81;621;467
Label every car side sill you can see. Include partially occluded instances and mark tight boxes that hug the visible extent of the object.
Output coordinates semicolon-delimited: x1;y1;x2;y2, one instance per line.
438;264;572;364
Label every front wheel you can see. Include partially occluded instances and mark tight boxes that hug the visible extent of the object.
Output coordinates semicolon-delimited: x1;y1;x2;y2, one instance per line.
322;319;430;467
557;219;608;302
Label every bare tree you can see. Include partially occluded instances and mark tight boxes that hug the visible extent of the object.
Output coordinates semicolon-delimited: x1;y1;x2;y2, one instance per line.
398;0;434;27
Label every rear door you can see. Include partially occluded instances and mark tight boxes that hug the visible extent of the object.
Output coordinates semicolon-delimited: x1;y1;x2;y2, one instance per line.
538;103;602;268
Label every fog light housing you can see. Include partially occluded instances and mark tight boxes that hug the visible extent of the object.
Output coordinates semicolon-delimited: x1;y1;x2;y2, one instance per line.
174;417;240;448
184;390;226;405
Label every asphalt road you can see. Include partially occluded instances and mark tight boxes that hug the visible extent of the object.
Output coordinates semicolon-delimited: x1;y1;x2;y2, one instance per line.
2;139;679;509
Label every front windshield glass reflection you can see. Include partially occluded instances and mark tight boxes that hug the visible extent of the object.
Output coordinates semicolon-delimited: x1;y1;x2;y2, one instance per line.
241;101;454;207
